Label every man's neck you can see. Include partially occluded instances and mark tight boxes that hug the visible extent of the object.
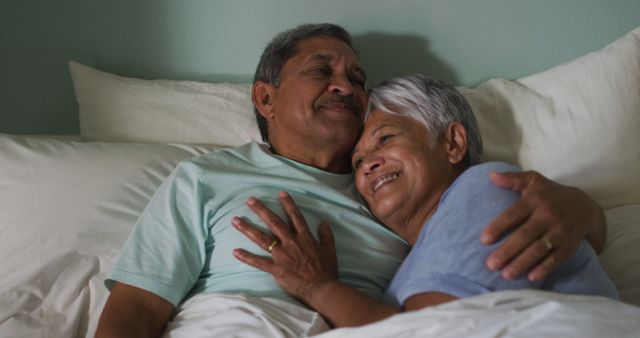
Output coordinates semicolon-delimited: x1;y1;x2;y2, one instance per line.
269;139;353;174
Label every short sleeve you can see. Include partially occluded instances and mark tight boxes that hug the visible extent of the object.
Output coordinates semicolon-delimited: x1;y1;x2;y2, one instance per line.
387;162;543;304
105;161;211;307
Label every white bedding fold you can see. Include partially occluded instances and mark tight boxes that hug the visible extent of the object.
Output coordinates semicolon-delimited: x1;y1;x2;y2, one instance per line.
316;290;640;338
157;290;640;338
163;293;329;338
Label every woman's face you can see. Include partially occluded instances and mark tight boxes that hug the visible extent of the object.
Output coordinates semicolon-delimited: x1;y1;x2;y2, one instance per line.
352;109;462;241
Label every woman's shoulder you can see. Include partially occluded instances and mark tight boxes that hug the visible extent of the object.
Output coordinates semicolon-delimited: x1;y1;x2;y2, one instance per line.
444;162;518;195
464;161;522;179
447;162;518;193
436;161;522;221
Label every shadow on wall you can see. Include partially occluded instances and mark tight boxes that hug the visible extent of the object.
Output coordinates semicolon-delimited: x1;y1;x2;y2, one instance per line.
353;32;459;87
354;32;523;163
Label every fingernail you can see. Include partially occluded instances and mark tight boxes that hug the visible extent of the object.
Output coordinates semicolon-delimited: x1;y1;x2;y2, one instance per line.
247;197;256;205
487;258;500;271
503;269;515;280
231;217;240;226
480;233;492;244
528;272;541;282
279;191;288;198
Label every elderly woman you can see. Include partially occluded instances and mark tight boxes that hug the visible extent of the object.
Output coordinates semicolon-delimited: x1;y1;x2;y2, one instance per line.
232;75;618;327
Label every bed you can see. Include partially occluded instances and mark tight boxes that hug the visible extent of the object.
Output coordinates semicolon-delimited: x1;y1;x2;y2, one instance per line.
1;26;640;337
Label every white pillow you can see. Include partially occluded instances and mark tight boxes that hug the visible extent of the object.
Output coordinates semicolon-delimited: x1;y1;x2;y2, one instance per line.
459;27;640;209
600;204;640;306
0;133;215;337
69;61;261;146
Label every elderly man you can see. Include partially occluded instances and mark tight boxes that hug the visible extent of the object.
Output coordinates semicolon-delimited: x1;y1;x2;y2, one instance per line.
96;23;606;337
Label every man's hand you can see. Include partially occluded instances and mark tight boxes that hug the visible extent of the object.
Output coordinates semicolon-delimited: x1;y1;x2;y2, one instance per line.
481;170;606;282
232;191;339;304
96;282;174;338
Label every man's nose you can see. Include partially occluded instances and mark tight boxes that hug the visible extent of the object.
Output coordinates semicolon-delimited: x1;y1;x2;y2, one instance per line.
328;74;355;96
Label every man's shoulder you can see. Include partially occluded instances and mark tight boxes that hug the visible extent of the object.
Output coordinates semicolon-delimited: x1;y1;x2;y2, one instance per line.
187;142;273;168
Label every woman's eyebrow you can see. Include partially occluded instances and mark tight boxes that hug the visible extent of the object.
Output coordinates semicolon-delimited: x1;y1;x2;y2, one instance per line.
372;124;393;134
351;124;394;156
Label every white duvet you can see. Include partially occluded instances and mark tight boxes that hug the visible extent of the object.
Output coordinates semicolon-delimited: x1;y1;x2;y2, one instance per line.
160;291;640;338
317;290;640;338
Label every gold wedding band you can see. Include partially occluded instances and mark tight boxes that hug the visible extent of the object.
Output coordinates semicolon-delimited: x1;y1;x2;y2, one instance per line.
540;237;553;251
268;240;280;253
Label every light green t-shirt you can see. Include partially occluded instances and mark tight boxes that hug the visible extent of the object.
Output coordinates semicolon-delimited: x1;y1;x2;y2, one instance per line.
106;142;407;307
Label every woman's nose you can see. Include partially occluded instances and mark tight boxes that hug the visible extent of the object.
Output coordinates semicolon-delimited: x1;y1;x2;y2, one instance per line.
363;156;384;176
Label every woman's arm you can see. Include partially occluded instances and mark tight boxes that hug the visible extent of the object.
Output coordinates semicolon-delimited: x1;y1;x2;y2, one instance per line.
481;170;607;282
300;279;456;326
232;192;452;327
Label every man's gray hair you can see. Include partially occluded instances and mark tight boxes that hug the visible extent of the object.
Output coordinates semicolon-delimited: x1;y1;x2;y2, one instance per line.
367;74;483;167
253;23;356;142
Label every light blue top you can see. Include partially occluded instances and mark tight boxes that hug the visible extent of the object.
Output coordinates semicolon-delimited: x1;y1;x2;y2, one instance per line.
106;142;407;307
386;162;619;305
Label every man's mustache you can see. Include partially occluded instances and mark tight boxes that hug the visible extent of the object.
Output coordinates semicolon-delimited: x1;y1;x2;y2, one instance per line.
315;94;363;115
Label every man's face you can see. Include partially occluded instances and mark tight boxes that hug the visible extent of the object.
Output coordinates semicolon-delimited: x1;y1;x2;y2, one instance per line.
265;35;368;151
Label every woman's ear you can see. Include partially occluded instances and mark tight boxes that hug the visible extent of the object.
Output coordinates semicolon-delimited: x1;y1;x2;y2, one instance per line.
252;81;276;120
444;122;468;165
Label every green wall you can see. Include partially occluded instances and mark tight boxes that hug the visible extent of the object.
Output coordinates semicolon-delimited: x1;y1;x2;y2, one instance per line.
1;0;639;134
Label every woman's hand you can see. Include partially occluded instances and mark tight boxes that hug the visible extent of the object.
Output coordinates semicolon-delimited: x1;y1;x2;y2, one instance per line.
232;191;338;303
481;170;606;282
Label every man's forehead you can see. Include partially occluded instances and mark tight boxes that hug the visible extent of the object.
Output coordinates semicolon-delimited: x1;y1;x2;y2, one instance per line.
296;36;357;60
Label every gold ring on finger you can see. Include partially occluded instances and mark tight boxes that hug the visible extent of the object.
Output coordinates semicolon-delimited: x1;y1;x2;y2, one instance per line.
540;237;553;251
268;240;280;253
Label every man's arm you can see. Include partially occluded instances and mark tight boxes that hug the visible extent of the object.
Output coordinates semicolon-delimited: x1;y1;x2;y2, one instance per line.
481;170;606;282
96;282;174;338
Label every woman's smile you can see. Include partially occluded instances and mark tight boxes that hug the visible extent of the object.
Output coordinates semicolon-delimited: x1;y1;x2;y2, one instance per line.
372;172;401;193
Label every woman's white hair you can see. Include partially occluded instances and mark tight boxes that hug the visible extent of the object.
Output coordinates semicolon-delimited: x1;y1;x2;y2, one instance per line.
367;74;483;166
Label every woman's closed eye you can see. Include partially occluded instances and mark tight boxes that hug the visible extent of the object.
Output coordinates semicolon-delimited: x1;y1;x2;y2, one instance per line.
378;134;394;146
352;157;363;170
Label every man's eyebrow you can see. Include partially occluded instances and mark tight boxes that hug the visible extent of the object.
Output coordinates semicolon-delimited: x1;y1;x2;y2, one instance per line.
308;54;333;63
307;54;367;80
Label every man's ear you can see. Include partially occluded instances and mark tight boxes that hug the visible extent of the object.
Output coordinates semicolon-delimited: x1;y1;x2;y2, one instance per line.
252;81;276;120
444;122;468;165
